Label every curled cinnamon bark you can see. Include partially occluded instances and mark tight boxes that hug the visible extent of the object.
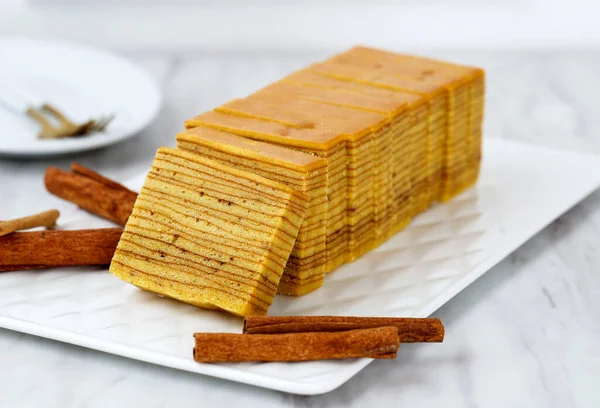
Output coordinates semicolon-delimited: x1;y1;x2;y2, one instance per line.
45;165;137;226
193;326;399;362
0;228;122;272
243;316;444;343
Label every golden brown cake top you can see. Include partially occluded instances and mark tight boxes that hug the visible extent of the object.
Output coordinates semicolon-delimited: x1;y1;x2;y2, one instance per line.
282;70;425;108
185;46;485;150
177;126;327;172
309;46;483;95
220;94;387;132
340;46;483;79
193;94;388;148
217;97;318;129
308;60;445;96
256;81;408;116
186;110;344;151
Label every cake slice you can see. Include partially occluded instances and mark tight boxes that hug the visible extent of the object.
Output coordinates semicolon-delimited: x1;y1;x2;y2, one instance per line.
109;147;309;316
176;126;328;296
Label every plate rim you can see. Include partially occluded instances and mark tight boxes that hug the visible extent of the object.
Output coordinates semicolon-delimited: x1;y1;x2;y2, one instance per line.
0;36;163;157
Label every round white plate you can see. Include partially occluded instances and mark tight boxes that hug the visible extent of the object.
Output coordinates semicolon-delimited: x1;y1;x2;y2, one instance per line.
0;37;162;157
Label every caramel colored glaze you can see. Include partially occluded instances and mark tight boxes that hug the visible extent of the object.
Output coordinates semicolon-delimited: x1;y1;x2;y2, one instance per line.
218;95;388;139
186;110;340;151
330;45;482;88
309;60;447;97
282;70;426;109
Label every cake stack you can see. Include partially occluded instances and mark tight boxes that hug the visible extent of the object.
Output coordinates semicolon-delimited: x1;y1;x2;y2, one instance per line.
183;47;485;292
176;126;328;296
110;46;485;315
314;46;485;201
110;147;309;316
309;54;448;206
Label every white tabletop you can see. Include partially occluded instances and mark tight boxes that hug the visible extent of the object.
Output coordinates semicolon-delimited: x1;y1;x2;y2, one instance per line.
1;50;599;408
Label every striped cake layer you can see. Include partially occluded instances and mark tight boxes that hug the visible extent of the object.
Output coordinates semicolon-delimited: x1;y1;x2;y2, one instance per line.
110;147;308;316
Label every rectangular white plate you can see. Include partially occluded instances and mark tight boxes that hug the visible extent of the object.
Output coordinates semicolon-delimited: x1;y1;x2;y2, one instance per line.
1;138;599;395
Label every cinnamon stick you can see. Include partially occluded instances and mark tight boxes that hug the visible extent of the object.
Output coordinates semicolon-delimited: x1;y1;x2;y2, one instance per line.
193;326;399;362
70;162;130;191
243;316;444;343
0;228;122;272
45;165;137;226
0;209;60;236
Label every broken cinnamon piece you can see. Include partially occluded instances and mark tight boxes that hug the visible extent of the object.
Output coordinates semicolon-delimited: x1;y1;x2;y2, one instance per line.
0;209;60;237
45;166;137;226
0;228;122;272
243;316;444;343
193;326;399;362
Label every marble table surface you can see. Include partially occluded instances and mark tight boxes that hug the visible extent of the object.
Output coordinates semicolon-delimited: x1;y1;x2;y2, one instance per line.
1;50;599;408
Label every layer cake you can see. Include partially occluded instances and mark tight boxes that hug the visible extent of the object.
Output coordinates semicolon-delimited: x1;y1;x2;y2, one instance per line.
109;147;309;316
170;45;483;304
182;47;484;297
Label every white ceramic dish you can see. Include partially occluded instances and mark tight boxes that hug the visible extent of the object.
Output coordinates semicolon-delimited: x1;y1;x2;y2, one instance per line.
0;37;161;157
0;138;598;395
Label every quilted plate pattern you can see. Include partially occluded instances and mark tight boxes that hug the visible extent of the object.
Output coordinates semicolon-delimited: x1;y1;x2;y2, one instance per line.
0;138;599;395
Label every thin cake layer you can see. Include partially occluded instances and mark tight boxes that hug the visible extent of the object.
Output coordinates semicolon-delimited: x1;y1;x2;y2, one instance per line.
110;147;309;316
176;126;328;296
176;126;327;257
292;67;426;241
